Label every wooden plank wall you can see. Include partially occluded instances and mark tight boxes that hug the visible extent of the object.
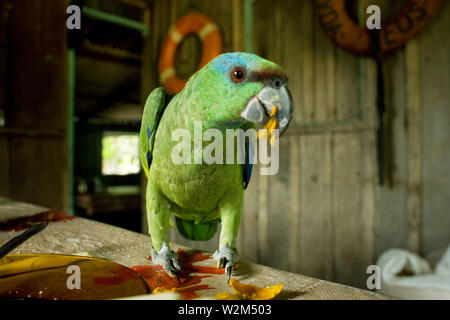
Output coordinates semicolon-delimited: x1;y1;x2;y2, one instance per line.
419;3;450;257
247;0;450;288
142;0;450;288
0;0;69;212
243;0;378;288
374;0;450;261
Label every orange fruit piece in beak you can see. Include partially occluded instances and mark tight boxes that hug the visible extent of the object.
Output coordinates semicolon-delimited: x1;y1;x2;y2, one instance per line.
257;106;278;146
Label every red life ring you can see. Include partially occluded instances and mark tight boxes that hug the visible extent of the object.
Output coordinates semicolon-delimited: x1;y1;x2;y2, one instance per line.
158;12;222;94
315;0;444;56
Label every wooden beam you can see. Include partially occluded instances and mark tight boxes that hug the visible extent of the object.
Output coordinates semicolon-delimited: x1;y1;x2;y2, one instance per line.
0;128;65;139
80;40;142;65
405;38;422;254
232;0;244;52
284;120;376;136
114;0;150;9
288;135;300;272
300;0;314;123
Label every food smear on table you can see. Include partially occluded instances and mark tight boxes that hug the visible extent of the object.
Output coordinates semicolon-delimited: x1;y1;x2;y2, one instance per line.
93;265;141;286
131;249;224;299
0;210;75;232
1;254;149;300
215;278;283;300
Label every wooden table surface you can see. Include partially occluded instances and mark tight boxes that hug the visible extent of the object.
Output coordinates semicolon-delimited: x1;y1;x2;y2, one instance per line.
0;198;391;300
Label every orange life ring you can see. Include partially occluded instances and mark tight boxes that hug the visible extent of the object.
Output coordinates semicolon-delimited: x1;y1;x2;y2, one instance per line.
158;12;222;94
316;0;444;56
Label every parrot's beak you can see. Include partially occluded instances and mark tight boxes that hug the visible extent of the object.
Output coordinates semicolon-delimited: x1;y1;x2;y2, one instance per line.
241;79;293;142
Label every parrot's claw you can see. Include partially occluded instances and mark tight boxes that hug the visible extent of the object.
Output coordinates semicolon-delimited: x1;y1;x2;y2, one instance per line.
151;243;182;279
213;244;239;282
226;264;232;283
174;272;182;284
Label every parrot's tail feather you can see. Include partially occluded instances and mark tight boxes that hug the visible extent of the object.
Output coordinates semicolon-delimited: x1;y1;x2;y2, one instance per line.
175;217;219;241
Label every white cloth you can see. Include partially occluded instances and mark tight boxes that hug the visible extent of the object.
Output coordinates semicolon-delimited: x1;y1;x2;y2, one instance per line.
377;245;450;299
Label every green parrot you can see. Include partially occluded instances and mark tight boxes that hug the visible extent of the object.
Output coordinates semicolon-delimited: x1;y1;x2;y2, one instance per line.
139;52;293;280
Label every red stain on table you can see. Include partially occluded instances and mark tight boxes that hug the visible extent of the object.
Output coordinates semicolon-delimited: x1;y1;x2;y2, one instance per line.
131;249;224;299
93;266;141;286
0;210;75;232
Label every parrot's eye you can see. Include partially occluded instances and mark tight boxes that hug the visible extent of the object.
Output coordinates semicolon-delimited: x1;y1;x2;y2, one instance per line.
231;67;246;83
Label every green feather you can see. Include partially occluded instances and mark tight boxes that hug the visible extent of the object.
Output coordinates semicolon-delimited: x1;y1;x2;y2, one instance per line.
139;87;167;178
175;217;219;241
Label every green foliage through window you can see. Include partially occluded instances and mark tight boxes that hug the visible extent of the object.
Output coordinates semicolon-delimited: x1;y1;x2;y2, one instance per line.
102;133;140;175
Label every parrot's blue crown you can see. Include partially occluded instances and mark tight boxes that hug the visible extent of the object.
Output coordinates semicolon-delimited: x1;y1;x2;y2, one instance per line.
210;52;262;73
208;52;287;86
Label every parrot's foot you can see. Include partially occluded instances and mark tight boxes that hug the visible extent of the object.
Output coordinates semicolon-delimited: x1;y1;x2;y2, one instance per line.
213;244;239;282
151;243;181;279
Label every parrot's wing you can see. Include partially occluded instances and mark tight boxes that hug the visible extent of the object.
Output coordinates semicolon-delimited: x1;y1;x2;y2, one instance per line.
139;87;168;178
243;138;253;189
